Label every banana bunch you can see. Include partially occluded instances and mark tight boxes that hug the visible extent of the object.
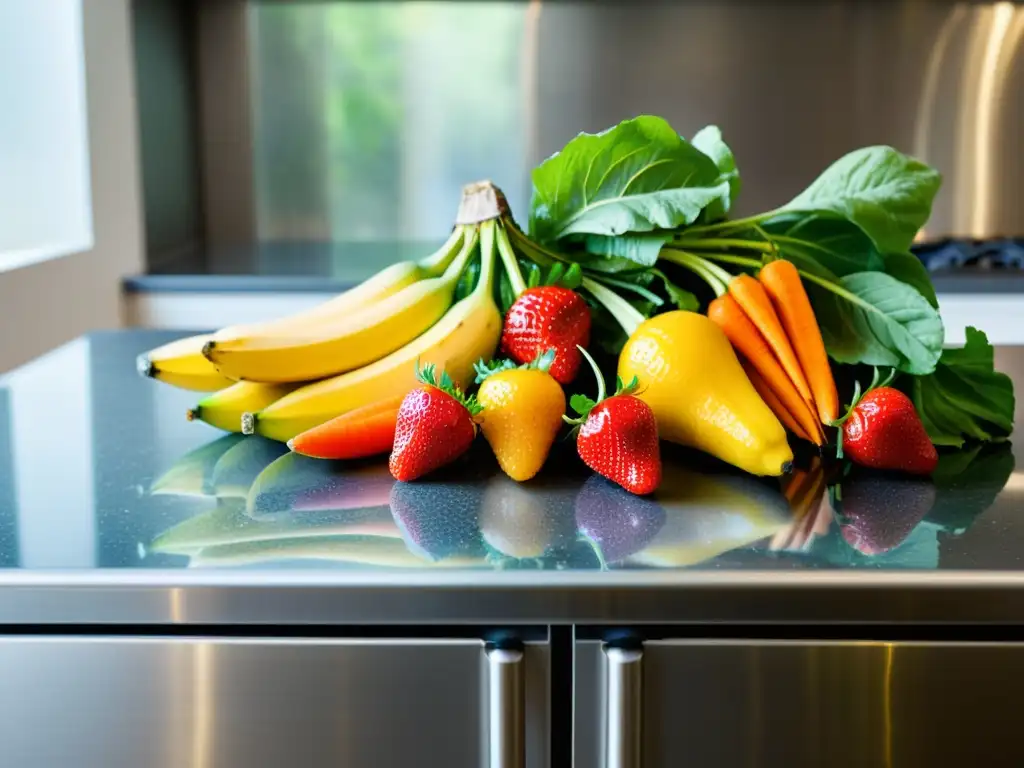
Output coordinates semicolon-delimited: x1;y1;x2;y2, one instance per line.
138;182;509;442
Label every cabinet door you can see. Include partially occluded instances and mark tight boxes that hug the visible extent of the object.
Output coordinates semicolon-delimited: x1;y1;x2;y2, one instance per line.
576;639;1024;767
0;636;548;768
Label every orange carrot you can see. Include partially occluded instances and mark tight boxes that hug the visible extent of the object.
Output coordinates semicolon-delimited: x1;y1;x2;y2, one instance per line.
708;295;825;445
741;358;811;442
288;395;403;459
759;260;840;424
728;274;814;406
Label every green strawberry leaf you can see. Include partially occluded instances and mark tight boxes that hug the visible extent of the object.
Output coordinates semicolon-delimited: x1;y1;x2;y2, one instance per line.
615;375;640;397
474;349;558;384
417;361;483;415
570;394;597;418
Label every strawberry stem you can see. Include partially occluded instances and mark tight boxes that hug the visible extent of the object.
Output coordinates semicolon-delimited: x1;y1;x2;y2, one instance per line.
828;367;896;460
562;345;605;426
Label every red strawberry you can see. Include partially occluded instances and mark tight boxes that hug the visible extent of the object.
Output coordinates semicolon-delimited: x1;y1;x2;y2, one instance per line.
501;286;591;384
567;347;661;495
840;385;938;475
388;364;481;482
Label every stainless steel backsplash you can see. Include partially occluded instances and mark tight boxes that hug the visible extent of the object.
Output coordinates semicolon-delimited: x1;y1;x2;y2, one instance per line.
247;1;1024;241
532;1;1024;240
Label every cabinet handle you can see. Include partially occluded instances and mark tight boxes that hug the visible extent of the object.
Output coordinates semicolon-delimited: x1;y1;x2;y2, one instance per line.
487;646;525;768
604;645;643;768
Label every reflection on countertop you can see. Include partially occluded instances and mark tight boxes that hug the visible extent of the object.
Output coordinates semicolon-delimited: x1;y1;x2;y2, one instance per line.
147;428;1014;573
0;330;1019;575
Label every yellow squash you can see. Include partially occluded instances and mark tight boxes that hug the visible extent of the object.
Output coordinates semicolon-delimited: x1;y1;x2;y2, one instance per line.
477;366;565;482
618;310;793;476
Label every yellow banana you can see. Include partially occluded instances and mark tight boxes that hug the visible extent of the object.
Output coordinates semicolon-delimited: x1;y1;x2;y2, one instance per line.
187;381;300;433
205;227;465;349
243;220;503;442
202;228;479;383
137;334;235;392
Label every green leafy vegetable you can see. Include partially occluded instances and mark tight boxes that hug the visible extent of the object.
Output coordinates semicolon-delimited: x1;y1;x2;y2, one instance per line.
911;327;1015;447
580;232;671;268
759;212;885;276
529;115;728;243
780;146;942;254
691;125;739;222
805;271;944;375
881;250;938;308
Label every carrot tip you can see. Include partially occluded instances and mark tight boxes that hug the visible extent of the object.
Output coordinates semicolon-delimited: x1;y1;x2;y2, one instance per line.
286;439;295;451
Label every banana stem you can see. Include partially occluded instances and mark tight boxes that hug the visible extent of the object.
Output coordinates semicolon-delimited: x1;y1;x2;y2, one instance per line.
419;226;466;275
476;220;500;296
441;225;480;283
495;221;529;296
581;276;645;336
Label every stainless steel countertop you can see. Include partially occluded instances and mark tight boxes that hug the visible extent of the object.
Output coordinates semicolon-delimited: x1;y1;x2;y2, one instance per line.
0;330;1021;626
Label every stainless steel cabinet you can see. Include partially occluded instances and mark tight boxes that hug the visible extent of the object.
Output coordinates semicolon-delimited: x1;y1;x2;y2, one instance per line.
0;636;549;768
576;639;1024;767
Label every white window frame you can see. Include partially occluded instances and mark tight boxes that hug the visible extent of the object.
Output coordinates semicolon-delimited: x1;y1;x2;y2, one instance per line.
0;0;144;372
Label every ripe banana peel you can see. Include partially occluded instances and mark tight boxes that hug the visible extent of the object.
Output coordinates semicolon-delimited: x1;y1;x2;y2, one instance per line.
137;334;234;393
202;227;477;383
187;381;300;433
209;226;464;343
244;220;503;442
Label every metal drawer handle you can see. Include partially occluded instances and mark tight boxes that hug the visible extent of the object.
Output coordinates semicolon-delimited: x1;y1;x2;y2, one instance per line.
487;646;525;768
605;645;643;768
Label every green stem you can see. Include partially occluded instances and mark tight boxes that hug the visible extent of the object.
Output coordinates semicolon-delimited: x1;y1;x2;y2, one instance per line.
679;211;775;237
476;220;500;296
504;220;559;267
419;225;466;275
494;221;528;296
581;276;645;336
660;249;730;297
589;275;664;306
701;252;763;271
441;225;479;283
672;237;775;254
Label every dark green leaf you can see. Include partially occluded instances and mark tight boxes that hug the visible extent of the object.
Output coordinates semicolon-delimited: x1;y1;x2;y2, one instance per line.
808;271;944;374
544;263;564;287
497;270;517;314
652;268;699;311
760;212;885;276
561;263;583;290
691;125;740;222
911;327;1015;446
525;262;542;289
780;145;942;254
570;394;597;417
529;116;727;243
881;250;938;308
